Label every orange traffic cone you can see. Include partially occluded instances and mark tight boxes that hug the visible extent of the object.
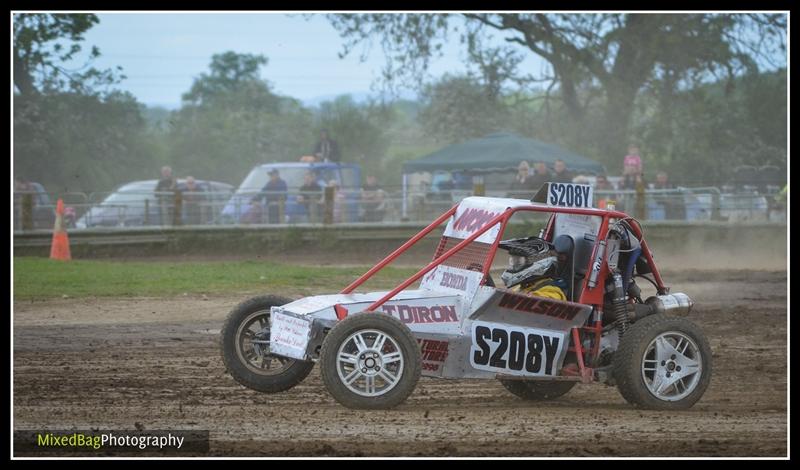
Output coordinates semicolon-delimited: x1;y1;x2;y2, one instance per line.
50;198;71;261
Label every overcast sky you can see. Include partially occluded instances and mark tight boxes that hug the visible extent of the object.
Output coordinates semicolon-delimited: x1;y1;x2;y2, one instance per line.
47;13;786;109
75;13;545;108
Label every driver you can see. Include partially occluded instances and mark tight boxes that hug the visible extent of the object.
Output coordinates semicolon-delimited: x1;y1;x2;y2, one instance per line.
498;237;568;300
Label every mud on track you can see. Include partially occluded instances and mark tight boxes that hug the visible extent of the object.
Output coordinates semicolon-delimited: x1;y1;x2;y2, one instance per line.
14;270;787;457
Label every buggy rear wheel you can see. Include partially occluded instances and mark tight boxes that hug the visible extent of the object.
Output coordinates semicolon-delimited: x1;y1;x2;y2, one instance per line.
499;379;576;401
613;314;712;410
220;295;314;393
320;313;421;409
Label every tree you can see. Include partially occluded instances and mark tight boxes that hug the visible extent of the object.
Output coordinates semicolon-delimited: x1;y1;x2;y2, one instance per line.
167;52;312;184
328;13;787;168
13;14;155;194
417;74;510;143
634;68;787;185
182;51;278;111
14;91;158;193
13;13;123;97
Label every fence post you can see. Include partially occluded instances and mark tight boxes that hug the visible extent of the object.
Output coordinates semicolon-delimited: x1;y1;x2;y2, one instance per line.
711;191;722;221
173;191;183;226
21;193;34;230
310;198;319;223
324;186;335;224
144;199;150;226
235;196;241;223
635;182;646;220
278;197;286;224
472;175;485;196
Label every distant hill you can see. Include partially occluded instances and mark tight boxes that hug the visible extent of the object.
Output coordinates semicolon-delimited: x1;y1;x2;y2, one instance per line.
302;90;418;108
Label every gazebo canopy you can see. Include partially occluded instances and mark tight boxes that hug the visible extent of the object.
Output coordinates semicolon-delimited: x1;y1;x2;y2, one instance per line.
403;132;605;175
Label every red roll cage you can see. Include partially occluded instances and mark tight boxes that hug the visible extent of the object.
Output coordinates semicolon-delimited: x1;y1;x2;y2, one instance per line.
340;199;667;382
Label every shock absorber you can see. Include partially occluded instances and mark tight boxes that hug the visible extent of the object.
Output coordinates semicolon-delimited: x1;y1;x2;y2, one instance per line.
611;271;630;339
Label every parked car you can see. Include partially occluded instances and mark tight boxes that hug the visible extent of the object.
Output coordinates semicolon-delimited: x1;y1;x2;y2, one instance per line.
13;181;62;230
75;179;233;229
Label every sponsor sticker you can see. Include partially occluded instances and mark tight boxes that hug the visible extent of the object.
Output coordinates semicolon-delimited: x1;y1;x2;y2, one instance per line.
442;197;529;244
420;264;484;302
418;339;449;372
494;290;591;326
443;206;503;244
380;304;458;324
469;321;567;377
269;309;311;360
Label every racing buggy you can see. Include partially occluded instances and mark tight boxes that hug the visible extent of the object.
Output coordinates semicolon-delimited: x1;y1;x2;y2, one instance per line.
221;182;712;410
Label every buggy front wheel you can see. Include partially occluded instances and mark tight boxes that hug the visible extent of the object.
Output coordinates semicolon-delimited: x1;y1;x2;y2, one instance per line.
320;313;421;409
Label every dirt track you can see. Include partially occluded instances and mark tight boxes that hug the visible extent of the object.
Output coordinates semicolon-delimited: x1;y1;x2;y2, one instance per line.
13;269;787;457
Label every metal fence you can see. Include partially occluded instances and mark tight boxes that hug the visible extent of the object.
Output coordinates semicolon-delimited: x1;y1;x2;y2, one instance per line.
12;185;786;233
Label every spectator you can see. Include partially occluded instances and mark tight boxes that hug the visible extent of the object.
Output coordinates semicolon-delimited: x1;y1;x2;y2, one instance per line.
326;179;346;223
313;129;341;163
430;172;454;201
775;184;788;213
260;169;288;224
155;165;177;193
181;176;204;225
14;176;32;192
620;144;645;189
241;195;264;224
508;161;538;197
618;150;646;215
652;171;674;190
452;172;472;190
623;144;642;172
651;171;685;220
594;174;615;191
14;176;36;229
551;159;574;183
14;176;34;203
528;161;551;191
777;184;787;205
63;206;77;229
361;175;387;222
573;176;590;184
295;171;323;223
593;174;615;209
620;158;645;190
155;166;178;225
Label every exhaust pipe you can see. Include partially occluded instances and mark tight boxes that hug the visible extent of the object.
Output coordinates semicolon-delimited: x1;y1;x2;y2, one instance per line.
645;293;694;316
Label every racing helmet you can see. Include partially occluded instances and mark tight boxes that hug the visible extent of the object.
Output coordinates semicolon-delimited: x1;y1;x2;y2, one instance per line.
498;237;558;288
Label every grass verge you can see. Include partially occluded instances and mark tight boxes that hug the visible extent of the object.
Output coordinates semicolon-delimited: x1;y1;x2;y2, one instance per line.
13;257;417;300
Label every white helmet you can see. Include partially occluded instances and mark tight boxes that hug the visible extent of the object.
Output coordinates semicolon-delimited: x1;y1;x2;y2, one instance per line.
498;237;557;288
501;256;558;288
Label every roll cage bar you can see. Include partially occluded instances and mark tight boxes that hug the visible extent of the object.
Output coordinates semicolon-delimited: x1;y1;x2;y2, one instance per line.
339;199;667;382
342;201;666;310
